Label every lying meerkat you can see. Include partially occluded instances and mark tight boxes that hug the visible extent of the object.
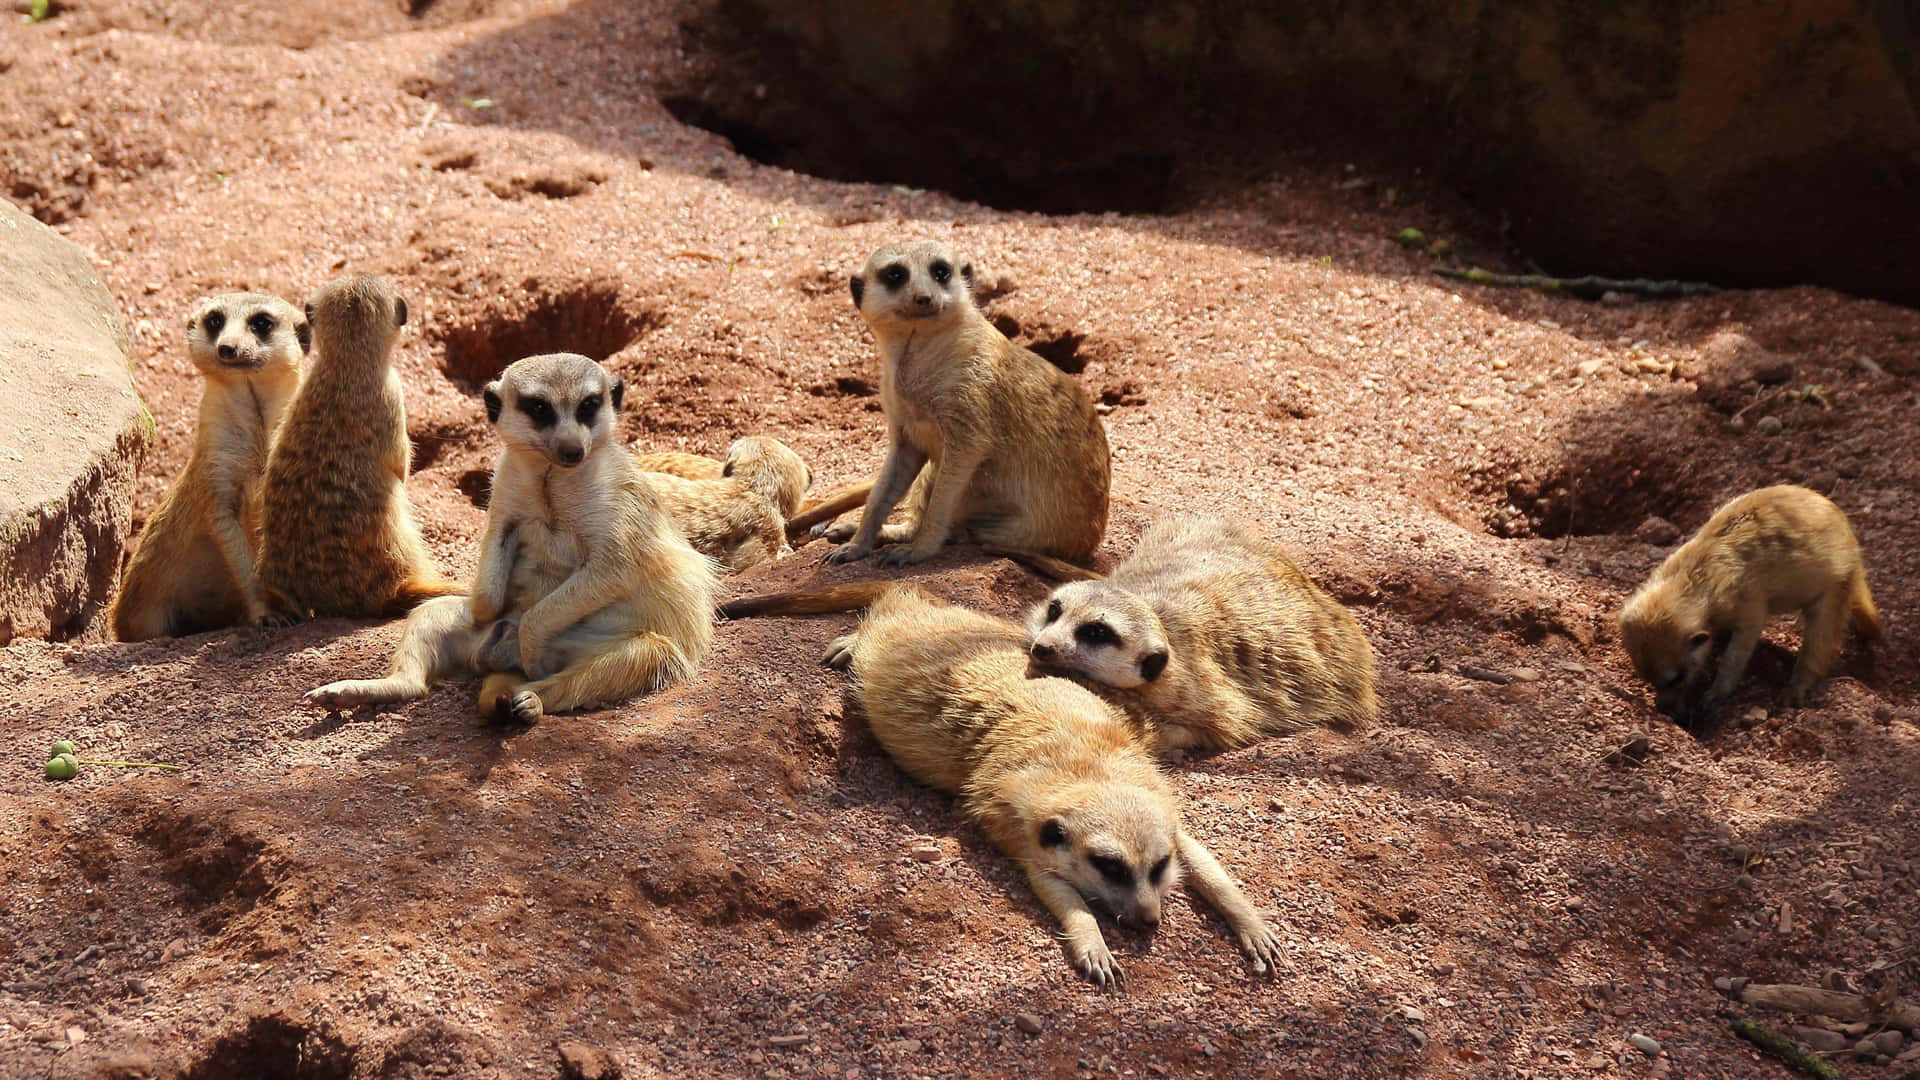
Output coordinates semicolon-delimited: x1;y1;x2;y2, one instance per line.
632;437;812;572
258;274;460;619
307;353;719;722
1026;516;1379;754
824;585;1281;985
631;449;722;481
1619;484;1881;724
112;293;308;640
818;239;1109;566
632;437;810;516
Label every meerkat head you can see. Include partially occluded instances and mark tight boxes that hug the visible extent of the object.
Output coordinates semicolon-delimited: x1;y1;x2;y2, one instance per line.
185;293;308;378
304;273;407;368
1618;583;1713;716
484;352;624;469
850;239;976;332
1033;777;1183;928
1027;581;1172;689
722;436;810;518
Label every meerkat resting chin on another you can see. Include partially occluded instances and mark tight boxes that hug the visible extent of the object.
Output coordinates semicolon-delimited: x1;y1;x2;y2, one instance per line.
112;293;308;640
1618;484;1881;725
1026;515;1378;755
306;353;718;723
822;585;1282;985
815;239;1110;567
257;273;461;619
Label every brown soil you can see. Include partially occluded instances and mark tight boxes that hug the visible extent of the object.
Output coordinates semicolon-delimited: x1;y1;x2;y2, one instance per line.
4;2;1919;1078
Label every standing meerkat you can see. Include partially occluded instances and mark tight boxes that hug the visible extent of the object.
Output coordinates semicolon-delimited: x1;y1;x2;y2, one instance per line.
112;293;308;640
825;585;1282;985
1026;516;1379;754
257;273;460;619
817;239;1110;566
1618;484;1881;724
307;353;718;723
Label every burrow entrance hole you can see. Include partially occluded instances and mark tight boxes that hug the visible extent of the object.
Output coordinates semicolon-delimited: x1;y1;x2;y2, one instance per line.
434;282;663;387
182;1015;356;1080
1477;450;1705;540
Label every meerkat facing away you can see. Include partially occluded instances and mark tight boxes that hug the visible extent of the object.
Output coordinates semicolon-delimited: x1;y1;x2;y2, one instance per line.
257;274;459;619
112;293;308;640
1025;516;1378;755
822;585;1281;984
631;437;809;514
632;449;723;481
1618;484;1880;724
307;353;718;723
817;240;1110;566
629;437;811;572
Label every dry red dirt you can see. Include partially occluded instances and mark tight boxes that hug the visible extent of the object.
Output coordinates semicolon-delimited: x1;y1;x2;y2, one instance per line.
3;2;1919;1078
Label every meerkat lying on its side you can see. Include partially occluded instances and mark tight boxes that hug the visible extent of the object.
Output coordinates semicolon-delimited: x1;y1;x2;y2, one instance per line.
112;293;308;640
1025;516;1379;755
816;240;1110;567
258;274;460;619
631;449;723;481
632;437;812;572
306;353;718;723
1619;484;1880;725
633;438;810;517
823;586;1281;985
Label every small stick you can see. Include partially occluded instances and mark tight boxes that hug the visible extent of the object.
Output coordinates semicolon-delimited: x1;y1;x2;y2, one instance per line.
1731;1019;1841;1080
1433;266;1719;299
76;760;182;771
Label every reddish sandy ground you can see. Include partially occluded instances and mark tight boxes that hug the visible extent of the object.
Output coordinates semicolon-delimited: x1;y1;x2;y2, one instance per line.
2;2;1918;1077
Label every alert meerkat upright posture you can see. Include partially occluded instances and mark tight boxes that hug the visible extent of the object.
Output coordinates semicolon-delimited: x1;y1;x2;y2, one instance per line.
1618;484;1881;724
1025;516;1379;754
112;293;308;640
824;586;1281;984
817;239;1109;566
307;353;717;722
257;274;459;619
640;436;813;572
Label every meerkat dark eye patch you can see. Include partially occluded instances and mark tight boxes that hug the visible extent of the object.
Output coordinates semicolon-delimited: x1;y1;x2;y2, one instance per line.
247;313;275;340
929;261;951;284
1075;620;1118;646
1149;856;1171;883
1044;599;1063;623
881;264;909;289
1039;818;1068;849
1089;854;1133;886
575;394;602;426
202;311;226;336
516;396;556;428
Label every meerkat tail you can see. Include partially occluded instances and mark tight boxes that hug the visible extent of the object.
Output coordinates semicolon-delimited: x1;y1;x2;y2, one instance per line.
1851;572;1883;641
980;543;1104;582
719;581;895;620
785;483;874;540
386;576;467;614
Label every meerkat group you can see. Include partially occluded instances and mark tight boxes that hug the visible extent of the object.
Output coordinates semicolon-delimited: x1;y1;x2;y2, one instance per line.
111;240;1887;985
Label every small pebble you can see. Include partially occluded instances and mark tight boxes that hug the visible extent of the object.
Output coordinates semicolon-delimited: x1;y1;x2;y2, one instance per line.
1871;1030;1904;1055
1793;1027;1848;1053
1754;415;1784;436
1015;1013;1044;1036
1506;667;1541;683
1432;962;1455;978
1399;1005;1425;1024
909;845;940;863
768;1035;809;1048
1633;516;1680;546
1628;1034;1661;1056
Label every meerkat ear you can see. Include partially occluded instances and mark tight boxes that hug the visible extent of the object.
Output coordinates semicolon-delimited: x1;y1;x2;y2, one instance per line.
849;274;864;307
483;382;503;424
304;302;314;325
609;376;625;411
294;317;312;354
721;459;735;478
1139;649;1169;683
394;296;409;327
1039;818;1069;849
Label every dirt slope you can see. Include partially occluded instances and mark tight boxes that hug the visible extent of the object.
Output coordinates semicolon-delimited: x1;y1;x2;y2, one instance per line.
1;2;1917;1077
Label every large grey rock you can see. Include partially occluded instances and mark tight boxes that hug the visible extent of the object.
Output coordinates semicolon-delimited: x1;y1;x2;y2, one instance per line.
0;198;150;643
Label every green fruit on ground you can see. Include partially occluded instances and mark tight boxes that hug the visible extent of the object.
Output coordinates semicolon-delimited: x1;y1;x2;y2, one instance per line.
46;754;79;780
51;740;76;758
1395;227;1427;248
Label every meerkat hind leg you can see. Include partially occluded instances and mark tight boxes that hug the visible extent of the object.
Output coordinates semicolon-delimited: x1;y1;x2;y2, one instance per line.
520;631;690;713
306;596;478;708
1788;584;1852;706
478;671;542;725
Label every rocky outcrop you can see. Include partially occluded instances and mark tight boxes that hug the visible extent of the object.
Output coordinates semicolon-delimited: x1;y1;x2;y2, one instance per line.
0;198;150;644
678;0;1920;304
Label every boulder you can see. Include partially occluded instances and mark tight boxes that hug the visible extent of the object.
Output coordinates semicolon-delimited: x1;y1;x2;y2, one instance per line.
0;198;150;643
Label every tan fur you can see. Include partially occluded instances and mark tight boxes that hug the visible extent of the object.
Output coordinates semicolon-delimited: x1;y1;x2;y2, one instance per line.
629;437;811;572
1618;484;1880;722
306;353;719;721
257;274;458;619
112;293;308;640
632;449;723;481
1027;516;1378;755
818;240;1110;565
721;436;810;519
787;482;873;541
825;586;1280;984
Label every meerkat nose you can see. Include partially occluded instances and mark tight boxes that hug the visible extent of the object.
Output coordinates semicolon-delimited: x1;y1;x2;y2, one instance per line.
1030;642;1057;661
557;444;584;466
218;343;237;360
913;293;933;308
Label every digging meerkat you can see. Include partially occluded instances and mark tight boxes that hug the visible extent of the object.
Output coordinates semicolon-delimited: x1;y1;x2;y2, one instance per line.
112;293;308;640
1619;484;1880;724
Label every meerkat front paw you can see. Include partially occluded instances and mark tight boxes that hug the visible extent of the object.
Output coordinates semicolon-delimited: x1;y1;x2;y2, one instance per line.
305;681;373;709
876;545;933;567
814;521;857;543
500;689;543;725
1067;930;1120;987
824;542;871;565
1234;917;1284;974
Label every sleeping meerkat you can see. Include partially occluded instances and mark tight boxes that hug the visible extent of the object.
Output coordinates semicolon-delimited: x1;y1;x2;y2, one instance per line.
112;293;308;640
1026;516;1379;754
632;437;809;515
632;437;811;572
306;353;719;722
824;585;1282;985
632;449;723;481
258;273;460;619
817;239;1110;566
1618;484;1881;724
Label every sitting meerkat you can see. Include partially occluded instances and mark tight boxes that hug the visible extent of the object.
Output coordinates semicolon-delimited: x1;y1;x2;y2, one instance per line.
112;293;308;640
633;437;812;572
257;273;460;619
824;585;1282;985
306;353;718;723
1619;484;1880;724
1025;516;1379;754
816;239;1110;566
